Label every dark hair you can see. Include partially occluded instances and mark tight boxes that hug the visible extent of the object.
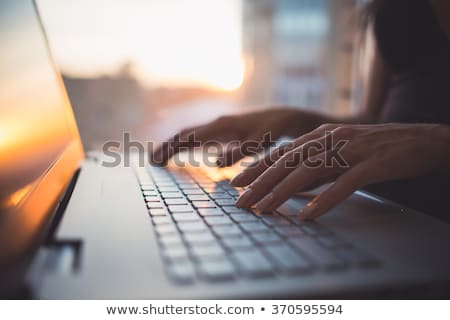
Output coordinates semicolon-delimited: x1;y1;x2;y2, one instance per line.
360;0;385;30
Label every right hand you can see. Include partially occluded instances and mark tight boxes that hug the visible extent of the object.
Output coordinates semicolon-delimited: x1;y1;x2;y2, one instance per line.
151;108;322;167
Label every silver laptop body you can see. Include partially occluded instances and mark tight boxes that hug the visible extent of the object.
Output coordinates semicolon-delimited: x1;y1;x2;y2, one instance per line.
1;0;450;299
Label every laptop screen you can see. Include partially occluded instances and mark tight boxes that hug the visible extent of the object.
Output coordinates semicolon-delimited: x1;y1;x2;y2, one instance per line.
0;0;82;213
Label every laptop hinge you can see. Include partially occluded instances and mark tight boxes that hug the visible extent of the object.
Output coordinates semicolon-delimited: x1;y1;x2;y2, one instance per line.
44;168;81;243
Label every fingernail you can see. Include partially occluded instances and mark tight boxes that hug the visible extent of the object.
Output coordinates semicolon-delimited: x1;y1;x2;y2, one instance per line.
299;202;318;220
256;193;275;212
235;189;254;207
230;172;247;186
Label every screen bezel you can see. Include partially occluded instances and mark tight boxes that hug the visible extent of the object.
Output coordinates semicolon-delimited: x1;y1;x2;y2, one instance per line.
0;0;84;277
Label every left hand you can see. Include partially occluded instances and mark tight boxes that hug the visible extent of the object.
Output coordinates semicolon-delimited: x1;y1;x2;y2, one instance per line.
230;123;450;220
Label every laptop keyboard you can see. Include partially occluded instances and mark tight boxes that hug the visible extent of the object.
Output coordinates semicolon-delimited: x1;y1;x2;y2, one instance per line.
134;165;380;284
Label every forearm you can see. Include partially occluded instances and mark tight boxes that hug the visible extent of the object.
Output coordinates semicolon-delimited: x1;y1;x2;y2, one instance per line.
281;107;376;139
432;124;450;176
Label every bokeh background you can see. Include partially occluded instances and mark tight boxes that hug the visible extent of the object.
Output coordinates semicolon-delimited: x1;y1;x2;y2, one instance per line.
37;0;362;150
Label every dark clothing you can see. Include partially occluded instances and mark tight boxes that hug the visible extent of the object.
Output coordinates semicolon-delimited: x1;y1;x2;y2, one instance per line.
366;0;450;221
374;0;450;125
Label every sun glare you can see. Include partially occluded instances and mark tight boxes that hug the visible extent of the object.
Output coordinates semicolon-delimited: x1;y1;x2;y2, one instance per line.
37;0;244;91
209;57;245;91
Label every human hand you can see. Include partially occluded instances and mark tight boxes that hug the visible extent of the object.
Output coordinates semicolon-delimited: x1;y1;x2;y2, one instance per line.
151;108;320;166
230;123;450;220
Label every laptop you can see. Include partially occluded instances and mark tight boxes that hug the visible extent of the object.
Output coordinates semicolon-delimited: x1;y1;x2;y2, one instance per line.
2;0;450;299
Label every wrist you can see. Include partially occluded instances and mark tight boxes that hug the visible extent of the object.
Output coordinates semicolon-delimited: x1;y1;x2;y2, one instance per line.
430;124;450;175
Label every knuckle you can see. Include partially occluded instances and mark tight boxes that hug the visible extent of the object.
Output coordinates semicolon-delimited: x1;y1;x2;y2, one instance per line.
333;125;354;137
317;123;336;132
215;115;233;125
179;127;193;137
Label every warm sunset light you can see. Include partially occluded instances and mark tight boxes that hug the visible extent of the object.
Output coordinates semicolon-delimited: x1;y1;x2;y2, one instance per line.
37;0;244;91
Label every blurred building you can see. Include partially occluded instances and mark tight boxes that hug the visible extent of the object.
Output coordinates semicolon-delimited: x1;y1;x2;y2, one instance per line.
63;63;145;150
242;0;359;115
63;64;239;150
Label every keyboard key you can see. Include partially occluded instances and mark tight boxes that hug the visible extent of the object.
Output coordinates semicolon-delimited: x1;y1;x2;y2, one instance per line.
183;232;216;245
204;216;233;226
222;206;251;214
215;199;236;206
148;208;168;216
168;205;194;213
274;226;305;237
155;181;177;187
183;189;205;195
250;232;283;244
147;202;164;209
221;236;254;250
166;261;195;284
240;222;270;233
227;190;240;196
158;186;180;192
143;190;158;197
191;244;225;260
230;213;259;223
203;186;224;193
264;244;312;274
289;237;347;270
165;198;189;205
177;221;207;233
198;259;235;281
180;186;202;192
154;224;178;235
160;191;184;199
186;194;210;201
198;208;224;216
140;182;155;186
172;214;201;222
162;246;190;261
152;176;172;182
192;201;217;209
300;225;319;236
212;225;243;237
260;215;292;226
145;195;161;202
177;183;199;189
209;192;233;199
215;180;231;187
231;251;274;277
141;185;156;191
158;234;184;247
152;216;173;225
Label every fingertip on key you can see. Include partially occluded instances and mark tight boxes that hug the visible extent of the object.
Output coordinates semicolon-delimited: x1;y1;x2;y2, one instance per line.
299;202;318;221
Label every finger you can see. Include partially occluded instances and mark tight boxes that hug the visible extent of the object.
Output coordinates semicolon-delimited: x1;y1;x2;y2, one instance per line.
230;124;339;187
257;174;338;213
234;133;334;208
216;146;245;167
299;160;375;220
151;121;231;166
252;152;341;212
